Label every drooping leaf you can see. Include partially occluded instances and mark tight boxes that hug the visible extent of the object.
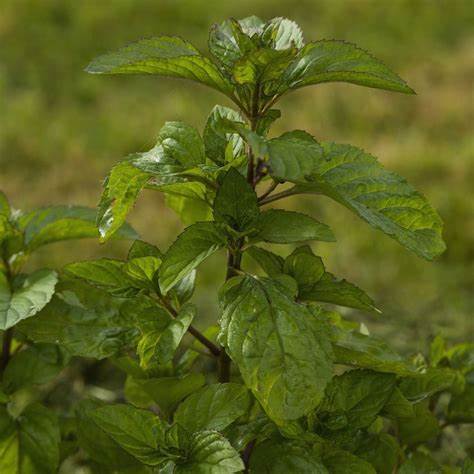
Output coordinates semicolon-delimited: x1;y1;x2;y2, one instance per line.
0;269;58;330
245;246;284;277
2;343;69;394
319;369;396;431
250;439;328;473
90;404;167;466
0;404;60;474
278;40;414;94
18;280;138;359
136;301;195;368
203;105;244;164
17;205;137;251
174;383;250;433
213;168;259;231
159;222;227;294
97;160;150;242
255;209;335;243
86;36;233;96
219;275;333;421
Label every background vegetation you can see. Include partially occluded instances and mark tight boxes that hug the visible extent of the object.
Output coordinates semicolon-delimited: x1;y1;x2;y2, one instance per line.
1;0;473;462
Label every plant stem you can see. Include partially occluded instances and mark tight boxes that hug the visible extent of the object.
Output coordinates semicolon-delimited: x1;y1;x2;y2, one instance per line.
0;328;13;374
258;180;279;201
258;188;299;206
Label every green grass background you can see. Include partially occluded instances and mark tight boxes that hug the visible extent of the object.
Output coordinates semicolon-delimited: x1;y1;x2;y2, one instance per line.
0;0;473;460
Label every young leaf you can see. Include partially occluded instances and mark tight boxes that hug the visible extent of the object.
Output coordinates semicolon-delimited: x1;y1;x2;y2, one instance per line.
0;269;58;330
213;168;259;231
250;439;328;473
255;209;335;243
86;36;233;96
123;256;161;287
278;40;414;94
219;275;333;421
136;302;195;368
174;383;250;433
261;17;305;50
159;222;227;294
97;160;150;242
245;246;284;277
128;239;163;259
203;105;245;164
176;430;244;473
268;136;446;260
0;404;60;474
90;404;167;466
2;343;69;394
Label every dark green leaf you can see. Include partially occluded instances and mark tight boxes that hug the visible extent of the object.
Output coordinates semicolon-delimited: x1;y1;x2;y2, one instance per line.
86;36;233;96
355;434;399;474
219;275;333;421
174;383;250;433
279;40;414;94
447;380;474;423
382;388;415;419
213;168;259;231
3;343;69;394
322;446;376;474
397;403;440;446
123;256;161;288
250;439;328;473
159;222;227;294
0;269;58;330
398;452;442;474
128;240;163;260
245;246;284;277
255;209;335;243
283;245;325;287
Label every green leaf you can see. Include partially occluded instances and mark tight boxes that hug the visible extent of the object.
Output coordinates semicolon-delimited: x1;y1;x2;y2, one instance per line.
123;256;161;286
0;269;58;330
268;136;445;260
245;246;284;277
355;434;399;474
18;280;138;359
319;369;396;430
250;439;328;473
97;160;150;242
278;40;414;94
283;245;325;287
128;240;163;259
125;374;205;415
86;36;232;96
261;17;305;51
255;209;335;243
397;403;440;446
203;105;244;164
18;205;136;251
219;275;333;421
76;399;145;471
213;168;259;231
322;446;376;474
0;191;10;217
90;404;167;466
462;459;474;474
447;380;474;423
3;343;69;394
382;388;415;419
0;403;60;474
174;383;250;433
159;222;227;294
137;302;195;368
398;452;443;474
175;430;244;474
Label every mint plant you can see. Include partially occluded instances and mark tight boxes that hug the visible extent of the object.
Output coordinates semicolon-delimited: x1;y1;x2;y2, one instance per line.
1;16;473;473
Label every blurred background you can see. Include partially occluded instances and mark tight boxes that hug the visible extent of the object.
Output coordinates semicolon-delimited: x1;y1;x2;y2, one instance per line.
0;0;472;423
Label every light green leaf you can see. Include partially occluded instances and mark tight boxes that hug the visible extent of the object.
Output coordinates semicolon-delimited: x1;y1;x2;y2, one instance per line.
283;245;325;287
0;191;10;217
137;302;195;368
203;105;244;164
0;269;58;330
219;275;333;421
123;256;161;287
250;439;328;473
398;403;440;446
18;205;137;251
0;403;60;474
18;281;138;359
279;40;414;94
268;136;445;260
319;369;396;430
255;209;335;243
213;168;259;231
128;240;163;259
90;404;167;466
76;399;146;471
3;343;69;394
245;246;284;277
86;36;232;96
322;446;376;474
174;383;250;433
159;222;227;294
261;17;305;50
97;160;150;242
175;430;244;474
